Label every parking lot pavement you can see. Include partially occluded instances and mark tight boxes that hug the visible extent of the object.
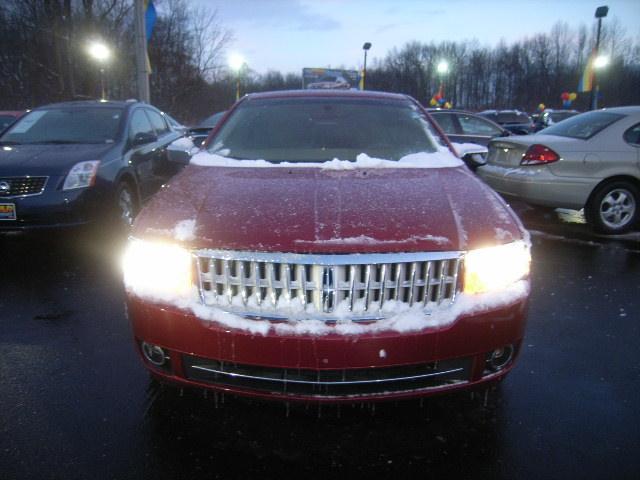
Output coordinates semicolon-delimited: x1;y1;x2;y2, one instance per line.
1;217;638;479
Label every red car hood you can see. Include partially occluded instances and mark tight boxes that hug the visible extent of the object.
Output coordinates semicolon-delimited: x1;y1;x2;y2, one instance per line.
133;165;524;252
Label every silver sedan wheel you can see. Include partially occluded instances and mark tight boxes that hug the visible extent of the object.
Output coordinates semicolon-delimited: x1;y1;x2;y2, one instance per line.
118;186;135;227
599;188;636;229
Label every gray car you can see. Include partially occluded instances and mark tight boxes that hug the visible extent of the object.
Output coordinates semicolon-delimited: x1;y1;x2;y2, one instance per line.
477;106;640;234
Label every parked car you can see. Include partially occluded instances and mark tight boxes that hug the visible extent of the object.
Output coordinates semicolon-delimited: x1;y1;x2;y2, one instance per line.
428;109;509;147
0;110;26;132
478;106;640;234
0;100;183;231
123;90;531;403
187;111;227;147
533;109;580;132
478;110;535;135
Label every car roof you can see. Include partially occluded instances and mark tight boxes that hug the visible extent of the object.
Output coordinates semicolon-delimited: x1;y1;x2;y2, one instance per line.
33;100;142;110
598;105;640;114
243;89;410;102
426;108;474;114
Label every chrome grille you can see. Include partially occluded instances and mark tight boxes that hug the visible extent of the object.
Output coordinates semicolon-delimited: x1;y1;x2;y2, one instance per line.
195;251;462;322
0;176;48;197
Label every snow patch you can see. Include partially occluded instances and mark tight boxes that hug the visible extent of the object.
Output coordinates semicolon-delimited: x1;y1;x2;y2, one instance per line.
126;280;530;337
451;142;488;157
173;219;197;242
494;227;514;242
295;234;450;246
190;151;464;169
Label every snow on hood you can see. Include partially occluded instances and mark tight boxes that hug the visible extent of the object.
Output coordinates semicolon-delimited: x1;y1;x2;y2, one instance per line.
127;280;529;336
188;149;464;169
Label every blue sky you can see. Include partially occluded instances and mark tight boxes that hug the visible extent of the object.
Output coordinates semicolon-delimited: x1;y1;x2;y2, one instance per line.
191;0;640;74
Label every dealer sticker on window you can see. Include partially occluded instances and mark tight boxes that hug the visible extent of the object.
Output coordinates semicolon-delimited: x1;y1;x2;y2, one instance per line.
0;203;16;220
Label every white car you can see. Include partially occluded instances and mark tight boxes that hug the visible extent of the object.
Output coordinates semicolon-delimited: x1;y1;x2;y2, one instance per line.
478;106;640;234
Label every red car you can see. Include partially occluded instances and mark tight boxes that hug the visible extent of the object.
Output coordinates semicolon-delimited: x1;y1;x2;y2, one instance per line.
123;90;531;403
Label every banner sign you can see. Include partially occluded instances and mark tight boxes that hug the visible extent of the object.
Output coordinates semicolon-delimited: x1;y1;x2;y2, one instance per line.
302;68;361;90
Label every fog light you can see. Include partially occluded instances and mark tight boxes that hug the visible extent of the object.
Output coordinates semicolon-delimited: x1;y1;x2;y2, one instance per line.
141;342;167;366
486;344;514;371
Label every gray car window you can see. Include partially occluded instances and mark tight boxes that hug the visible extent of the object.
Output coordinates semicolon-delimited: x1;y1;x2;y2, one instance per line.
623;123;640;146
431;113;457;134
458;114;502;136
542;111;625;140
129;109;154;142
146;109;170;135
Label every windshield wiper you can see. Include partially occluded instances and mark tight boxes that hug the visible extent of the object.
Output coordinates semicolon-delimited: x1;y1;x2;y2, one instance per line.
0;140;22;145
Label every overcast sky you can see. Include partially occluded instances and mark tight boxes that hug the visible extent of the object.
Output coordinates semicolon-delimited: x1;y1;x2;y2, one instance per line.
189;0;640;74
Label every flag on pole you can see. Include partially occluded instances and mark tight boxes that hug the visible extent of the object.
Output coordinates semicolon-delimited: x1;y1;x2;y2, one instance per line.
144;0;157;73
578;51;595;92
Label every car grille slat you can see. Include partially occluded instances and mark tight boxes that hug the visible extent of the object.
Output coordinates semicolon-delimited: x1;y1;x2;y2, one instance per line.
183;354;472;397
196;251;463;322
0;176;48;197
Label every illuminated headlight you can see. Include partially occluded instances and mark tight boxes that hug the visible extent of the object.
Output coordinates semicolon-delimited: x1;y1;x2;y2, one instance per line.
464;241;531;294
63;160;100;190
122;238;192;299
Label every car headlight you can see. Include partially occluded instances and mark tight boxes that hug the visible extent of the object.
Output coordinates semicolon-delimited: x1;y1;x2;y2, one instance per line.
464;241;531;294
63;160;100;190
122;238;193;300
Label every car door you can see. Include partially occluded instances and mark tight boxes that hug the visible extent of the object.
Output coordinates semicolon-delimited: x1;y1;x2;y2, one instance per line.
144;108;183;188
126;108;158;200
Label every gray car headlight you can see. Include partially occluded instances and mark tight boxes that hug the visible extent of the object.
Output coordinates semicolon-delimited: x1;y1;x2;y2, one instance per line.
122;238;193;300
464;240;531;294
63;160;100;190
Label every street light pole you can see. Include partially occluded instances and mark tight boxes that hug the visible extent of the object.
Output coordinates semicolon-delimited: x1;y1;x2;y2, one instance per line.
100;67;105;100
591;5;609;110
362;42;372;90
134;0;150;103
87;41;111;100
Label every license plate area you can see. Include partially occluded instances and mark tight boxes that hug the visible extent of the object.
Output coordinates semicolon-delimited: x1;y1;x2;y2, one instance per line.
0;203;16;220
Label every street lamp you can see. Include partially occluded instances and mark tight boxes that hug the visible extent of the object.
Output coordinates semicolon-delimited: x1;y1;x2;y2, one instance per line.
87;41;111;100
594;55;609;69
591;5;609;110
228;53;245;101
362;42;372;90
436;60;449;75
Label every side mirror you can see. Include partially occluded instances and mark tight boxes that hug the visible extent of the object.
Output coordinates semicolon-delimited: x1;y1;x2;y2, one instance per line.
167;137;197;164
132;131;158;146
499;130;511;137
454;143;489;169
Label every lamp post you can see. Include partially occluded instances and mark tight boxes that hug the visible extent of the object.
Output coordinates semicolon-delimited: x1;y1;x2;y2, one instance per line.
436;60;449;105
591;5;609;110
87;41;111;100
228;53;245;101
362;42;372;90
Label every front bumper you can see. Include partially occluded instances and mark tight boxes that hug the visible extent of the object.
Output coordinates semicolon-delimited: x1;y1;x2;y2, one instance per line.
128;296;529;403
0;177;105;231
477;163;595;210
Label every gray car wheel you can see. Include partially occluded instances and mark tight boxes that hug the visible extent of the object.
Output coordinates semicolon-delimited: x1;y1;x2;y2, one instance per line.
586;180;639;234
115;181;138;229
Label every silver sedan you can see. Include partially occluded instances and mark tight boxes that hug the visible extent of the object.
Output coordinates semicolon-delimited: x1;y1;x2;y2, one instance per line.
477;106;640;234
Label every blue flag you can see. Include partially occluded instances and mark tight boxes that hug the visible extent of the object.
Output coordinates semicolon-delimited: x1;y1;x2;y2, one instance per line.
145;1;157;42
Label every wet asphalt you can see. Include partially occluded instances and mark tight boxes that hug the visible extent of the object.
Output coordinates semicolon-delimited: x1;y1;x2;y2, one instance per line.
0;208;638;480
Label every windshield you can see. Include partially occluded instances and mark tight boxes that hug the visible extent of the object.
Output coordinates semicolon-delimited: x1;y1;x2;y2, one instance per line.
207;98;438;162
496;112;530;124
199;111;226;128
0;114;18;131
541;111;624;139
0;107;124;144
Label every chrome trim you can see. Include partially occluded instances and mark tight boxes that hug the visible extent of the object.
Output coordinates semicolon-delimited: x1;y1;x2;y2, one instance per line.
194;249;463;265
194;250;463;322
0;176;49;198
190;364;465;386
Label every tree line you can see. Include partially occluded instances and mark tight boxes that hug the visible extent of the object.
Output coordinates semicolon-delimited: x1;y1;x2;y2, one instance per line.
1;1;638;125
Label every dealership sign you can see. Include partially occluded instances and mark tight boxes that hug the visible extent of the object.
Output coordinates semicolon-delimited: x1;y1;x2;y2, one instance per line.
302;68;362;90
